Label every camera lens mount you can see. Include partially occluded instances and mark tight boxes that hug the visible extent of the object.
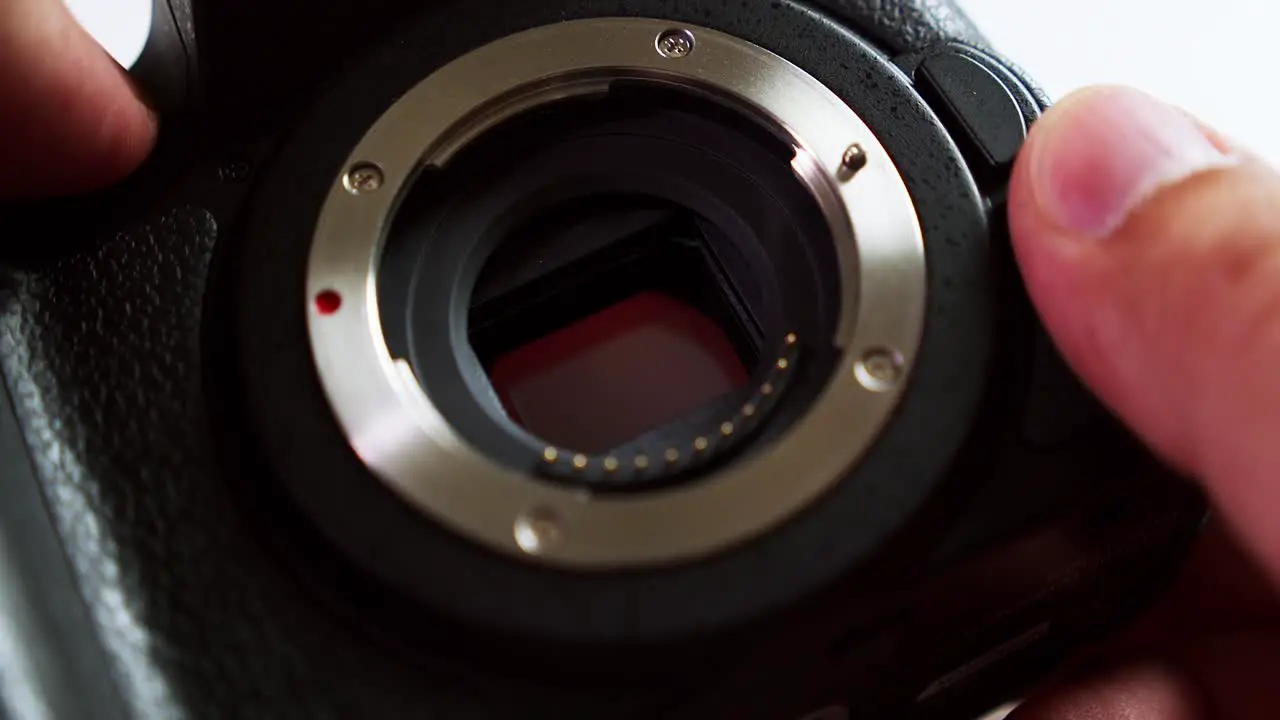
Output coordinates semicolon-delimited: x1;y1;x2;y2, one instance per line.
305;18;927;569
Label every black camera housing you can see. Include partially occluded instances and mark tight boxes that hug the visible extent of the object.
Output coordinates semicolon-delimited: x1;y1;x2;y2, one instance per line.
0;1;1204;719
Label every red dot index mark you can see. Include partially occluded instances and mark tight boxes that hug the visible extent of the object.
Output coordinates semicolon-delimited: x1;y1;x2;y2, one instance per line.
315;290;342;315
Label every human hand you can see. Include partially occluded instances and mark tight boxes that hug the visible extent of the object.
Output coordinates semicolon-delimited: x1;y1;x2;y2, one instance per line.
1006;86;1280;719
6;2;1275;713
0;0;155;198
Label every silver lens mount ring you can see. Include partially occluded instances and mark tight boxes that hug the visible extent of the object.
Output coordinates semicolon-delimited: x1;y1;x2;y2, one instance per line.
305;18;927;569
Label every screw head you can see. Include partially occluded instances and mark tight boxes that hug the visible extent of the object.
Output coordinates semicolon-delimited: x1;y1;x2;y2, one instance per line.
840;143;868;176
343;163;384;194
217;158;251;183
854;348;904;392
655;28;696;58
513;507;563;554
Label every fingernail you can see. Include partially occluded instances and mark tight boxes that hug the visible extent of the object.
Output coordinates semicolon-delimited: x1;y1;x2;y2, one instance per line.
1028;86;1237;238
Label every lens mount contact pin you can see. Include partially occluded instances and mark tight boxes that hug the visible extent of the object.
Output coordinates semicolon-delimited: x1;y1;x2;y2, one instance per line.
531;333;803;488
306;18;927;568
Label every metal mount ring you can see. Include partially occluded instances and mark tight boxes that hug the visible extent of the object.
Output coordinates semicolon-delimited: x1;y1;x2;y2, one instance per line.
305;17;927;569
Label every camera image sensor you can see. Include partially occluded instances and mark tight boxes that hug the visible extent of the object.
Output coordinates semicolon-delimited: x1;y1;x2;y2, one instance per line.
482;292;750;455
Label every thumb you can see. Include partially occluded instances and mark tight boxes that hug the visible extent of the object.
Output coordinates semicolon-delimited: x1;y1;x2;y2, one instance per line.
0;0;156;198
1009;85;1280;584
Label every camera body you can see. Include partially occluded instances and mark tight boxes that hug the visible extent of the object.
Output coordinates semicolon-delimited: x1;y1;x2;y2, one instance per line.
0;1;1204;719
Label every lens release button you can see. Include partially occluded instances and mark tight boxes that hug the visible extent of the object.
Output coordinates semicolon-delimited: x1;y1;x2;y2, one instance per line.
916;51;1028;175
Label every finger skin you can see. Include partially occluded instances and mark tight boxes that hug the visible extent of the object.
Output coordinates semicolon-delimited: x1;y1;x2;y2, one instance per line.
0;0;156;198
1010;661;1206;720
1008;88;1280;585
1014;522;1280;720
1006;86;1280;719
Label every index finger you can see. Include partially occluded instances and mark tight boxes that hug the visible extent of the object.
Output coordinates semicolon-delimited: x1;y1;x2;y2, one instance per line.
0;0;156;198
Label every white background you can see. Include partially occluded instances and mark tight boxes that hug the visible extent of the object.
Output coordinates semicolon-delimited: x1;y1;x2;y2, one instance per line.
66;0;151;69
67;0;1280;165
960;0;1278;163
